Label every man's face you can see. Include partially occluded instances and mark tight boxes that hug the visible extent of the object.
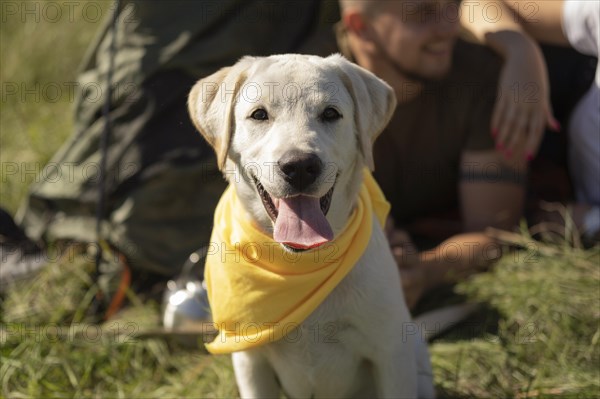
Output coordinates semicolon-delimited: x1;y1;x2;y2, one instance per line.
368;0;461;80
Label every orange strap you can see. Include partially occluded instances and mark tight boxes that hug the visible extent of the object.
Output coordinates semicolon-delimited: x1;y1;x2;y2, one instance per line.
103;251;132;321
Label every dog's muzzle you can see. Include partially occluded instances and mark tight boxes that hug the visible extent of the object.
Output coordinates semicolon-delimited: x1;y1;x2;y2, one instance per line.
252;151;335;251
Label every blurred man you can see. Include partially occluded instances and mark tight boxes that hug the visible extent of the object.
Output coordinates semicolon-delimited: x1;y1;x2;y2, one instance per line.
338;0;527;308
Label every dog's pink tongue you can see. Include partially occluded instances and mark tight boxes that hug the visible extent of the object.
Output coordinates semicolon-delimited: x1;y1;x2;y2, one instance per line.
273;196;333;249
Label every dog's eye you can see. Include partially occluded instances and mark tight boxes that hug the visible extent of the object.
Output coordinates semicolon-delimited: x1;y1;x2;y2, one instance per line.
250;108;269;121
321;107;342;122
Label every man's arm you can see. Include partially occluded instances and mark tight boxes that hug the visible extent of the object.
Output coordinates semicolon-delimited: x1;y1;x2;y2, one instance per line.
461;0;568;48
393;150;526;309
394;231;502;309
502;0;569;46
459;149;526;232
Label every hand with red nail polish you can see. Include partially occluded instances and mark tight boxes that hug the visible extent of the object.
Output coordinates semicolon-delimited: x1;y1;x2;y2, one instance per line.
488;30;555;162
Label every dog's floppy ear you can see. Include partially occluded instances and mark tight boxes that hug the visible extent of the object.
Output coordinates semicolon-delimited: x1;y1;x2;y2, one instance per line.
188;57;255;169
329;54;397;171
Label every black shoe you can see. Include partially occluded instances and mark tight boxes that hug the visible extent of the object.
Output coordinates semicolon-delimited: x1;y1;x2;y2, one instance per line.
0;208;46;294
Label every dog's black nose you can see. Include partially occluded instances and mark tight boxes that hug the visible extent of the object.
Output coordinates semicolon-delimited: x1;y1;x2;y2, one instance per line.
278;151;322;191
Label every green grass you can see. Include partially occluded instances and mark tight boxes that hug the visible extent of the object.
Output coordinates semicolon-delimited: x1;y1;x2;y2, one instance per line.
0;0;103;213
1;2;599;398
432;235;600;398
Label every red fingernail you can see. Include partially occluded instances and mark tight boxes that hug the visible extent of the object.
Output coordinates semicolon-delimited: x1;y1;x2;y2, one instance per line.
526;152;534;162
551;119;562;131
497;142;504;150
492;128;498;138
505;149;512;158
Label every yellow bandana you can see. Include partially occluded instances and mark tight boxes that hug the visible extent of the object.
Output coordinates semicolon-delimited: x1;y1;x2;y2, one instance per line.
204;169;390;354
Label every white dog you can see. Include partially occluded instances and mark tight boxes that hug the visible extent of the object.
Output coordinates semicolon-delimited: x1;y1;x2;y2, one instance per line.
188;54;434;398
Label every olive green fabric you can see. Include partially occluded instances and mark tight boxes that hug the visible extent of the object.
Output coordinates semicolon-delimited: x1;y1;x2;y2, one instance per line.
17;0;340;276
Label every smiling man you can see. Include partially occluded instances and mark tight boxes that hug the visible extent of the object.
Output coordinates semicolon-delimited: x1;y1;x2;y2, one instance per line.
343;0;461;92
338;0;528;308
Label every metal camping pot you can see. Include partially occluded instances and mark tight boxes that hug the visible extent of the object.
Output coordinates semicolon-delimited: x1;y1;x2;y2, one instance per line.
162;247;215;345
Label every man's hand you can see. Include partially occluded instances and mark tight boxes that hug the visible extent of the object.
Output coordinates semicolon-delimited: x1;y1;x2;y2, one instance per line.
387;216;503;310
386;217;427;309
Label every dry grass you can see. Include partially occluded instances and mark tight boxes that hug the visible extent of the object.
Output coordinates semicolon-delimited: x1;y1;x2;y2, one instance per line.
432;233;600;398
